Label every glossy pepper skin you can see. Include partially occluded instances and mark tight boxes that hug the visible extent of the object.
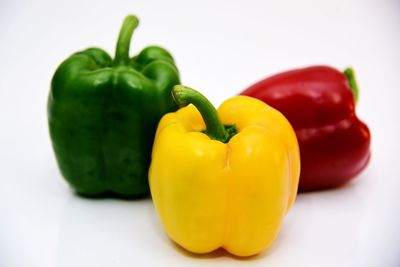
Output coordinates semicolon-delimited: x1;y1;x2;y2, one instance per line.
241;66;370;192
149;85;300;256
48;15;180;197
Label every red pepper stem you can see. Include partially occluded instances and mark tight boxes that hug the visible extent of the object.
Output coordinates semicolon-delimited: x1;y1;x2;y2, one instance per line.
114;15;139;66
344;67;359;103
172;85;230;143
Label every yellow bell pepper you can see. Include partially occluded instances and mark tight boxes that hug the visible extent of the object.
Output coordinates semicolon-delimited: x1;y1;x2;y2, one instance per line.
149;85;300;257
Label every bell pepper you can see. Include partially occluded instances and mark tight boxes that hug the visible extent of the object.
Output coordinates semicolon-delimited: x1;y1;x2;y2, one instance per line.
149;85;300;256
48;15;180;197
241;66;371;192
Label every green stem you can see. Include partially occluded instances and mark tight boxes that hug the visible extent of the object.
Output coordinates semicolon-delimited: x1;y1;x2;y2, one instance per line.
344;67;359;104
114;15;139;66
172;85;230;143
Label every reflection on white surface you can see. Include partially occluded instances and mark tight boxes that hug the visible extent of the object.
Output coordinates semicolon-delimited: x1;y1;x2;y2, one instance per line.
55;196;158;267
286;182;365;265
53;177;367;267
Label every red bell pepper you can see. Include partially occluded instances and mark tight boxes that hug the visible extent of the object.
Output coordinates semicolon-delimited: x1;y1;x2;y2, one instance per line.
241;66;371;191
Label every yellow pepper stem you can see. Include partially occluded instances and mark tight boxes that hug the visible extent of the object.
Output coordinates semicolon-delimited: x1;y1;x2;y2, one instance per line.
172;85;233;143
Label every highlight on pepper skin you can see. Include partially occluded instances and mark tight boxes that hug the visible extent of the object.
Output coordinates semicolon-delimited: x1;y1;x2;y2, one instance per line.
149;85;300;257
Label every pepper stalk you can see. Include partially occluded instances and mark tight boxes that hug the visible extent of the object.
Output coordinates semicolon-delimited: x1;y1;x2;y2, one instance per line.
114;15;139;66
172;85;237;143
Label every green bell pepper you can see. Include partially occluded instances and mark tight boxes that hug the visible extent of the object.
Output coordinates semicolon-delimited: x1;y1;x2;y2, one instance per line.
48;15;180;197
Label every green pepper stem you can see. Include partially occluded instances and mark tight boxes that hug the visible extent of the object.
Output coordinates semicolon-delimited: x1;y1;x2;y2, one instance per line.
172;85;230;143
344;67;359;104
114;15;139;66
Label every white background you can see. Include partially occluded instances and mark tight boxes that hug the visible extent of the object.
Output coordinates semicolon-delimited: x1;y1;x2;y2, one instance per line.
1;0;400;266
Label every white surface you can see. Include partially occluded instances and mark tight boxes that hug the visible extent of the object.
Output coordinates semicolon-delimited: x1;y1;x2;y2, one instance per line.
1;0;400;266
